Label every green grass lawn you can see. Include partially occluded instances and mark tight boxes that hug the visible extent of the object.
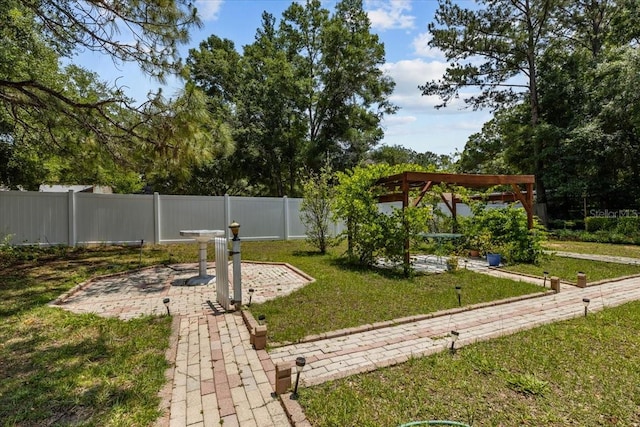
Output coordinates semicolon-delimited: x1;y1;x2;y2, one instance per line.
0;245;173;426
1;239;638;425
546;239;640;258
241;241;544;343
300;301;640;426
505;255;640;283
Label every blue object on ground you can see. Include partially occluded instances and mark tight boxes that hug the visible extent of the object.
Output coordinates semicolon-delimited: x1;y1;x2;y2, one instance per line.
487;253;501;267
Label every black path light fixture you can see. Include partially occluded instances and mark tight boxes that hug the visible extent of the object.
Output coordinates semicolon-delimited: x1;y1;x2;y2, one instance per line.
163;298;170;316
258;314;266;325
248;288;255;306
583;297;590;317
292;356;306;399
543;271;549;288
450;330;460;354
455;286;462;307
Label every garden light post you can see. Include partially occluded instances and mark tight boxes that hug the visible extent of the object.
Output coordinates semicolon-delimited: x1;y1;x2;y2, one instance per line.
543;271;549;288
292;356;306;399
163;298;170;316
258;314;266;325
248;288;255;306
583;298;590;317
229;221;242;311
455;286;462;306
450;330;459;354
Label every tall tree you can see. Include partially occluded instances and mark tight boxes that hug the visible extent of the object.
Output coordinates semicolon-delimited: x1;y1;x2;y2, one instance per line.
281;0;396;171
368;144;454;170
186;0;396;196
238;13;307;196
1;0;211;191
455;0;640;218
421;0;557;219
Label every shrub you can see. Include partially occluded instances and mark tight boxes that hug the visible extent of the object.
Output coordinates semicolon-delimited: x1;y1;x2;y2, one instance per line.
463;204;546;264
332;163;433;273
616;216;640;235
585;216;616;232
300;165;340;254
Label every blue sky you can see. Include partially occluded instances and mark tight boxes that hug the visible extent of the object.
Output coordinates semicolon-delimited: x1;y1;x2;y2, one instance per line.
74;0;491;156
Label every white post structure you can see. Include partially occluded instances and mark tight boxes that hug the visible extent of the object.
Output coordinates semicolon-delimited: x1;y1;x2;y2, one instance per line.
215;236;230;310
67;190;76;247
229;221;242;311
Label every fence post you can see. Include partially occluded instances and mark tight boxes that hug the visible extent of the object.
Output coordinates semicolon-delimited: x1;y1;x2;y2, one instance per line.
67;190;76;247
153;192;161;244
283;196;289;241
224;194;231;240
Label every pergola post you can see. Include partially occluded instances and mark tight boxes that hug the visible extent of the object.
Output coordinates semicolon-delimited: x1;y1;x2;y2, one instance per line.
402;176;410;276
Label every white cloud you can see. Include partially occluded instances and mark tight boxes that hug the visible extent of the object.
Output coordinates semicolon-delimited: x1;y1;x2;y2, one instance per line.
366;0;415;31
412;31;445;60
381;58;449;111
195;0;223;21
383;115;417;126
382;58;483;112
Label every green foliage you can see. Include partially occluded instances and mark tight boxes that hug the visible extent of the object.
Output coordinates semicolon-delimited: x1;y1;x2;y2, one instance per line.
506;373;549;396
300;165;340;253
585;216;616;232
1;0;216;192
332;163;432;271
454;1;640;220
462;204;546;264
563;216;640;244
368;144;455;171
186;0;396;196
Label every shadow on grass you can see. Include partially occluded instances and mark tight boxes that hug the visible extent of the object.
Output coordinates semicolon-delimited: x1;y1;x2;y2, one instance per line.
0;312;169;425
292;250;327;257
0;328;108;424
327;256;425;280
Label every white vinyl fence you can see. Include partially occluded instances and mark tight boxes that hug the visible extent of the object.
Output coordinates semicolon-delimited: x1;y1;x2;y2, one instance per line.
0;191;317;246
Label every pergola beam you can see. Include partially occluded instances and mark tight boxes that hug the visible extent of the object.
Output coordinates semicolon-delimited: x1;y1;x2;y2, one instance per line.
376;172;535;188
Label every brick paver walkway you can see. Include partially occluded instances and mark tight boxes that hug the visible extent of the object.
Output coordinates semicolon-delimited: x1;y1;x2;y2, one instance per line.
270;275;640;387
50;254;640;427
51;262;312;427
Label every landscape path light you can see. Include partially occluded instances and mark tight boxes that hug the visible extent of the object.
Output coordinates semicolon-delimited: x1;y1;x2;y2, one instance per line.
292;356;306;399
455;286;462;306
450;330;460;354
543;271;549;288
583;297;590;317
248;288;255;306
163;298;170;316
258;314;266;325
229;221;241;240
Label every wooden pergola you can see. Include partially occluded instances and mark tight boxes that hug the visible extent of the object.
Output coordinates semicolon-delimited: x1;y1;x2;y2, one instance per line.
375;171;536;270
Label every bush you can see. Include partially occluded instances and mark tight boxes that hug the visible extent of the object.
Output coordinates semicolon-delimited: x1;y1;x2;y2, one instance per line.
332;163;432;273
300;166;340;254
462;204;546;264
585;216;616;232
616;216;640;235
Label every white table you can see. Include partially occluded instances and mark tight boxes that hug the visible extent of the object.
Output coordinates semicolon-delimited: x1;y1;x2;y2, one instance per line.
180;230;225;284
